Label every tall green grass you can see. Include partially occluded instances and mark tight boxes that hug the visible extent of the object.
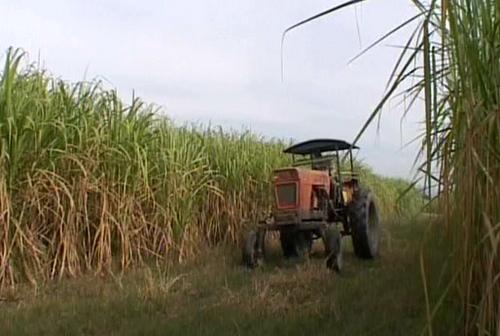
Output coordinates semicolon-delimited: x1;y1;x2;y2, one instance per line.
430;2;499;333
380;2;499;333
0;48;288;285
0;48;419;288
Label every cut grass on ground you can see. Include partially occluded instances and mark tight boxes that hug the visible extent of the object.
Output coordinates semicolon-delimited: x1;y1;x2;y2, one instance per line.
0;218;457;336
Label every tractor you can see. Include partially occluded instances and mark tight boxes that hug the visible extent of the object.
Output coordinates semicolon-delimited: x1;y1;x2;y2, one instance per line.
242;138;380;271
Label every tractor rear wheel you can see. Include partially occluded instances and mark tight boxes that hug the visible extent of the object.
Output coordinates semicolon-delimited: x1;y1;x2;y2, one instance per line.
242;229;265;268
349;188;380;259
279;229;312;258
324;226;342;271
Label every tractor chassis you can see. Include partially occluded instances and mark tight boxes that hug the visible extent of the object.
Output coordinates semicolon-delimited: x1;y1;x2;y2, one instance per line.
257;219;329;233
256;216;350;237
242;218;344;271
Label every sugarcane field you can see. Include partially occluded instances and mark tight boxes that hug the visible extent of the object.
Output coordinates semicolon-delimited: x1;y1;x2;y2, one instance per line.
0;1;498;335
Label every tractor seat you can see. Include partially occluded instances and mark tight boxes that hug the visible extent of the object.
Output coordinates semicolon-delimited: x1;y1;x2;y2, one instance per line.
312;158;332;171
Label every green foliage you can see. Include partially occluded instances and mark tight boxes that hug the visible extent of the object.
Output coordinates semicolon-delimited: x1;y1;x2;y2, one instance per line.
357;164;423;220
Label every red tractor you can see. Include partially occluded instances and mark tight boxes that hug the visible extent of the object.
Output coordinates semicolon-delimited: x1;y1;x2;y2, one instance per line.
242;139;380;271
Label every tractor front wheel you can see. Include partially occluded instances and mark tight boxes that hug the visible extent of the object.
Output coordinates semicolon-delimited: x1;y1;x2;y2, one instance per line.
323;226;342;272
349;188;380;259
242;229;266;268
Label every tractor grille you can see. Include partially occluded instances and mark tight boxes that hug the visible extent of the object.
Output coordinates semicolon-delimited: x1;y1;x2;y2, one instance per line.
276;183;297;208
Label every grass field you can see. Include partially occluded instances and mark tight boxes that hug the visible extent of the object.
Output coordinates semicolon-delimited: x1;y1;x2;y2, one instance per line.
0;217;458;336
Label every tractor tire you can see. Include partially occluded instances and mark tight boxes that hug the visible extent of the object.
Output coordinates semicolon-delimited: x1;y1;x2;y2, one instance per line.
279;229;312;258
242;230;265;268
349;188;380;259
324;226;342;272
279;229;297;258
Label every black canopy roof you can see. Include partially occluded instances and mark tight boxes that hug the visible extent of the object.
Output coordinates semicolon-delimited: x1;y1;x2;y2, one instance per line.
284;138;358;155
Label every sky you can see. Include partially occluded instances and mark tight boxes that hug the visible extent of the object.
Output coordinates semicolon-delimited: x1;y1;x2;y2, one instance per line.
0;0;423;178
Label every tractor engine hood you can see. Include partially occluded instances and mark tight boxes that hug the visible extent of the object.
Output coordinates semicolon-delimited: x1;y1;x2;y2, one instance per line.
273;167;330;214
